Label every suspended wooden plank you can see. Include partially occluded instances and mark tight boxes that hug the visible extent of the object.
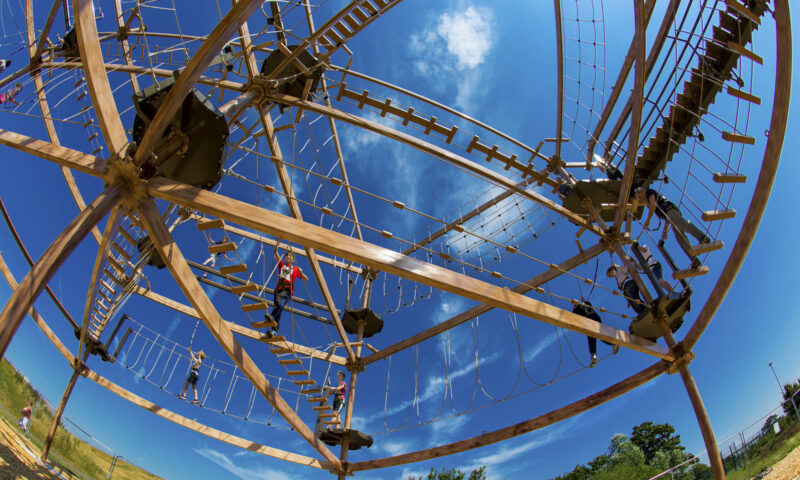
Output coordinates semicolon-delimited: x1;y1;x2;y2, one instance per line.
231;284;257;295
307;397;327;403
313;405;332;411
270;346;293;355
702;209;736;221
727;86;761;105
302;388;322;394
713;172;746;183
209;242;236;254
241;302;268;312
279;359;302;366
294;379;315;386
251;320;276;329
287;369;310;376
220;264;247;275
688;240;724;256
725;0;760;25
110;242;131;260
261;335;287;343
722;131;756;145
672;266;710;280
726;40;763;64
197;218;225;231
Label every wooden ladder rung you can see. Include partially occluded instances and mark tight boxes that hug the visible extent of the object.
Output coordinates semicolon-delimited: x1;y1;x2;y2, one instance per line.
726;40;763;64
294;379;316;386
722;131;755;145
104;269;124;286
106;256;125;273
313;405;332;411
117;227;136;245
725;0;760;24
318;412;337;418
306;397;327;403
688;240;724;256
209;242;236;254
260;335;286;343
197;218;225;231
279;359;302;366
287;369;310;376
702;209;736;221
673;266;710;280
270;347;293;355
241;302;268;312
324;420;341;426
98;290;111;304
251;320;276;329
110;242;131;260
301;388;322;394
713;172;746;183
230;284;257;295
100;280;116;294
220;264;247;275
727;86;761;105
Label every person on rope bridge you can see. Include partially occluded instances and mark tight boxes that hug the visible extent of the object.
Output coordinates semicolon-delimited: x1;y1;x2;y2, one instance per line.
17;399;31;432
0;83;22;107
636;243;673;294
201;236;232;277
573;300;619;368
0;59;10;74
606;263;646;315
634;186;710;267
265;241;307;337
178;349;206;404
323;371;347;425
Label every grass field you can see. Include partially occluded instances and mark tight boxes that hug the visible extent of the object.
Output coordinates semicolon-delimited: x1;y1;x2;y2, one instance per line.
725;419;800;480
0;358;162;480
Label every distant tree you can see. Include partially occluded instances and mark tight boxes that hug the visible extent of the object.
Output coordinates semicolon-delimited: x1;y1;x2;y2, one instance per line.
587;454;611;472
781;380;800;418
630;422;685;464
608;433;646;467
762;414;780;435
691;462;712;479
408;466;486;480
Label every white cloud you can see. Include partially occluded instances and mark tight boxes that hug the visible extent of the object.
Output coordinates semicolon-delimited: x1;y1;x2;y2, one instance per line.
436;7;495;70
524;331;559;363
194;447;293;480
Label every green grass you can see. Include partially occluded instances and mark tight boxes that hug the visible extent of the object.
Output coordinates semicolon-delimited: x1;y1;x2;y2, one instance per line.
0;358;162;480
725;420;800;480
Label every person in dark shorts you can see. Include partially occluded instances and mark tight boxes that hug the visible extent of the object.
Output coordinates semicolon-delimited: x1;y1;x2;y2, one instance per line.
573;300;619;367
179;349;206;404
323;371;348;424
265;241;308;337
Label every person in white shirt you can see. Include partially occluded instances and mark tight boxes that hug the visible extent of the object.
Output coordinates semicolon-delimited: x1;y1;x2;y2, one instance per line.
607;263;646;314
636;244;673;294
179;349;206;404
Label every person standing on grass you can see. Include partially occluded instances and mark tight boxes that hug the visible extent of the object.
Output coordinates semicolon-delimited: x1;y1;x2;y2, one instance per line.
264;241;307;337
18;399;31;432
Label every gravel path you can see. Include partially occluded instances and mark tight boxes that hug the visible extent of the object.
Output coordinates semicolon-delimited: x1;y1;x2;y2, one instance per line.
764;444;800;480
0;416;72;480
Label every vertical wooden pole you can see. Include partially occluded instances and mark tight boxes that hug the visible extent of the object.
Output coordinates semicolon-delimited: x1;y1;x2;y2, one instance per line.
41;368;80;462
0;184;121;359
337;270;375;479
553;0;564;160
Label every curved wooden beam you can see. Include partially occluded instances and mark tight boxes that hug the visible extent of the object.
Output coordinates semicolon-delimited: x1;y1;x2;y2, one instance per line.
132;0;263;165
148;177;674;361
73;0;128;154
683;0;791;350
138;199;343;471
349;361;669;471
611;0;646;231
0;130;108;178
0;184;121;358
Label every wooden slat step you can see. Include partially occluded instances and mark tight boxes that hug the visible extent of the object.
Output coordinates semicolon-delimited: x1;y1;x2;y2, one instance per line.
688;240;724;256
279;358;302;366
722;131;755;145
98;290;111;304
107;256;125;273
725;0;760;25
209;242;236;254
673;266;710;280
343;13;361;31
260;335;286;343
111;242;131;260
270;347;293;355
726;40;763;64
197;218;225;231
317;412;337;418
104;269;124;286
220;264;247;275
241;302;268;312
353;7;369;23
713;172;746;183
702;209;736;221
100;280;116;294
293;379;315;386
117;227;136;246
301;388;322;394
251;320;277;329
726;86;761;105
230;284;257;295
313;405;332;411
306;397;327;403
287;369;310;376
324;421;341;426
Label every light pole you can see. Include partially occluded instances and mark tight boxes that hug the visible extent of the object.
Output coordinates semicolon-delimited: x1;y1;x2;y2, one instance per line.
768;362;800;423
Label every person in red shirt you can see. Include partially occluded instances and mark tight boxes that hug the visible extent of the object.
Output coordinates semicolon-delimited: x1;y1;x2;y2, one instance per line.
323;371;347;424
18;399;31;432
265;241;307;336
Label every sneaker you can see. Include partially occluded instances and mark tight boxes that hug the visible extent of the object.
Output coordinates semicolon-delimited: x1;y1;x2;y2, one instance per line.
264;329;274;338
589;355;598;368
612;345;620;355
178;394;185;400
190;399;199;405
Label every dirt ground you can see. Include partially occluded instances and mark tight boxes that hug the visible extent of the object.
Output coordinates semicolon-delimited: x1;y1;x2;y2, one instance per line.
763;444;800;480
0;416;73;480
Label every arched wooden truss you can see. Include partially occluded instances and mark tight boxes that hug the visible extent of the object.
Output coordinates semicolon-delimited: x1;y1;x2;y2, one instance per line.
0;1;791;479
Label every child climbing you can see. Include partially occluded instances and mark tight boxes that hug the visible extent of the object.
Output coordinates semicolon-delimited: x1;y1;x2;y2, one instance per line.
607;262;646;314
179;349;206;404
201;236;232;277
636;243;673;294
0;83;22;107
264;241;308;337
573;300;619;367
634;186;710;266
17;399;31;432
323;371;347;424
0;59;10;74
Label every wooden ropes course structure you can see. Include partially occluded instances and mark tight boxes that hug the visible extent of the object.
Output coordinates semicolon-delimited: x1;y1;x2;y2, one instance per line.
0;0;791;478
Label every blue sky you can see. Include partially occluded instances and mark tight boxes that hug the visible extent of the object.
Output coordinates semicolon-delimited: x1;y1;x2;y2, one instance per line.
0;1;798;479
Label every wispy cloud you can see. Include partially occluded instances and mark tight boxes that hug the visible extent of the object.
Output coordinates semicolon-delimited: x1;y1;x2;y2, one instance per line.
194;447;293;480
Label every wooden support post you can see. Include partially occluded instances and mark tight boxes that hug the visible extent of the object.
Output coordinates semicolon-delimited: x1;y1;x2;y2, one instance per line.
0;185;121;359
679;365;725;479
41;368;80;462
